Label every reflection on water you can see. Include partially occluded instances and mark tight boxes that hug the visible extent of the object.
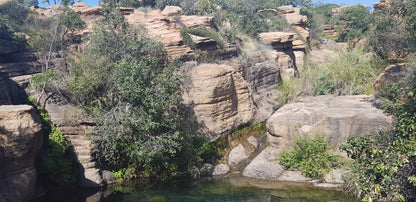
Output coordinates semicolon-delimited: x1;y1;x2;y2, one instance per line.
37;177;357;202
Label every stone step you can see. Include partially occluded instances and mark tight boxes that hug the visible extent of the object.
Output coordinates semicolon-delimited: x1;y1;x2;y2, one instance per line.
74;149;91;156
81;162;96;169
78;155;93;163
65;135;92;141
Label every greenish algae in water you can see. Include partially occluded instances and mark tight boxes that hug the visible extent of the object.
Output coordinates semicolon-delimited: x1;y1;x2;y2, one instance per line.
101;177;357;202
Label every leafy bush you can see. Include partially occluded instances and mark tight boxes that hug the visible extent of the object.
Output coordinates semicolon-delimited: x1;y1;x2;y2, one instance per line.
329;5;370;42
180;26;224;49
277;49;387;105
368;0;416;62
341;63;416;201
279;133;341;178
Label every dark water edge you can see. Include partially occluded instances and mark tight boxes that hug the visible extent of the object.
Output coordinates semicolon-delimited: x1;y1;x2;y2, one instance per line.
33;176;358;202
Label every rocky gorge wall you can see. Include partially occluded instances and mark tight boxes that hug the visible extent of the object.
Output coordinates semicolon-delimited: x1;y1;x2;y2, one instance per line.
0;105;43;201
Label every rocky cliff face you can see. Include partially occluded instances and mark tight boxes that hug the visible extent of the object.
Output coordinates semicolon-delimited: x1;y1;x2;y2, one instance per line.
183;64;255;140
0;105;43;202
258;5;309;77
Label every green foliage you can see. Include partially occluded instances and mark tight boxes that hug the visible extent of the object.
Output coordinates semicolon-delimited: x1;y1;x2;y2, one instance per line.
68;5;210;181
341;63;416;201
212;123;265;163
0;1;30;48
33;106;78;186
368;0;416;62
279;133;341;178
329;5;370;42
277;49;387;105
300;3;339;40
180;26;224;49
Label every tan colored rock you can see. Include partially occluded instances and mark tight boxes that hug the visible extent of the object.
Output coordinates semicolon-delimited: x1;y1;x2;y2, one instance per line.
183;64;254;140
228;144;250;168
162;6;183;16
266;95;393;149
283;13;307;26
374;0;390;10
0;105;43;202
277;5;296;14
242;146;284;179
259;32;294;45
213;163;230;175
258;9;279;15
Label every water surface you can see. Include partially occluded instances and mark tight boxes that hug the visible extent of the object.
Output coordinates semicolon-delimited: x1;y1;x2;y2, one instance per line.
95;177;356;202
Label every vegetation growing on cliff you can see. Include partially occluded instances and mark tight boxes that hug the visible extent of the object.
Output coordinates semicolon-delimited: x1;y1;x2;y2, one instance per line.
280;133;341;178
277;49;386;105
341;63;416;201
66;5;211;180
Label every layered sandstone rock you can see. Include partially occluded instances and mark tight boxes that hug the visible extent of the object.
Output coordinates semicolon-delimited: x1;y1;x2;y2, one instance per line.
266;95;392;148
183;64;255;140
243;95;392;180
258;5;309;74
0;105;43;201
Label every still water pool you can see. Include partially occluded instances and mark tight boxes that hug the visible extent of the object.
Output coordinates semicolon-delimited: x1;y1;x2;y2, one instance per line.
40;177;357;202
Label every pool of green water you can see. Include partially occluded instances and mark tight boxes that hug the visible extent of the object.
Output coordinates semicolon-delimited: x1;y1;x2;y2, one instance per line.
39;177;357;202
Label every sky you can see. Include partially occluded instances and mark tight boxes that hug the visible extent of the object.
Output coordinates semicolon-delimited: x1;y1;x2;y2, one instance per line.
40;0;380;9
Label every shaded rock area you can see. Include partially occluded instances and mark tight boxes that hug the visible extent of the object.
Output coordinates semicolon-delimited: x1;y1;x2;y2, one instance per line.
0;48;40;105
183;64;254;140
373;63;406;91
45;102;114;188
0;105;43;202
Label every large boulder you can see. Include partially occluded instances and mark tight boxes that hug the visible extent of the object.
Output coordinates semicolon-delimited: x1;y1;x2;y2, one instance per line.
0;105;43;201
242;146;284;179
228;144;250;168
373;63;406;91
183;64;255;140
266;95;392;148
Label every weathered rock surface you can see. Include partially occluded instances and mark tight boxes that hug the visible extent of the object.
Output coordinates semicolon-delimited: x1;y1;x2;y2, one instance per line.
213;163;230;175
0;105;43;201
258;6;309;74
266;95;392;148
183;64;254;140
247;136;258;149
228;144;250;168
242;146;284;179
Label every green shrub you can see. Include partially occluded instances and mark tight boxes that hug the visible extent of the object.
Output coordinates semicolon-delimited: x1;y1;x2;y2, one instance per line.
180;26;224;49
340;63;416;201
279;133;341;178
329;5;370;42
33;106;78;186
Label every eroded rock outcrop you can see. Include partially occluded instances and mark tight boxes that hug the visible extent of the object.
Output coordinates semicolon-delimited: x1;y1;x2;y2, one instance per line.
266;95;392;148
258;5;309;76
0;105;43;201
183;64;255;140
243;95;392;180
